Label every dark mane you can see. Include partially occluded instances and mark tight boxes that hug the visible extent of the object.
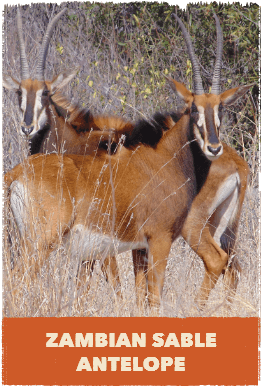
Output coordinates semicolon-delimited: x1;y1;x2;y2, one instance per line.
51;90;77;116
51;92;133;136
68;108;93;133
51;91;94;133
123;111;183;149
51;90;185;152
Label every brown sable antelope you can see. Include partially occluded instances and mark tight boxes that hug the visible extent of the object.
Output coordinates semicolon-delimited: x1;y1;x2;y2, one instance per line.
2;6;132;285
4;12;253;310
129;13;252;309
85;12;251;308
3;7;133;156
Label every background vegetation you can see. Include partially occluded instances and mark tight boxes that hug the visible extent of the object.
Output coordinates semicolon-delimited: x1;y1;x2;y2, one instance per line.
2;2;260;317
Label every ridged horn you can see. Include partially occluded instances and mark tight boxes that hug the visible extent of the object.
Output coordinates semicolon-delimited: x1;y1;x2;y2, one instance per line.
17;7;30;80
172;13;204;95
35;8;67;81
211;13;223;95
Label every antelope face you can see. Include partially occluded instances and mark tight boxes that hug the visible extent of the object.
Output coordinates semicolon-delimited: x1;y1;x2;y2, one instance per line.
168;79;224;160
17;79;50;137
2;7;69;139
168;77;254;161
190;94;223;161
3;74;51;138
3;70;76;139
169;12;255;161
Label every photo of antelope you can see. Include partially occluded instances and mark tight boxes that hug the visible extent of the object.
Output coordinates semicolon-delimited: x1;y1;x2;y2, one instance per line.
3;3;259;317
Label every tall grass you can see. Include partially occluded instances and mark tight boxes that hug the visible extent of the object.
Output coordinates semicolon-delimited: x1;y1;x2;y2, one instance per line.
2;3;259;317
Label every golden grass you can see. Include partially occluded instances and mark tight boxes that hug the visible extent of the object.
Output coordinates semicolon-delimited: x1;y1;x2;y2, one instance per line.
3;182;259;318
2;3;259;318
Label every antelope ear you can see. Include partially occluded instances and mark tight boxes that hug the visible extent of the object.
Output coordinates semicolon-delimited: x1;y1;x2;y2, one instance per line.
50;68;78;94
220;83;255;106
165;76;193;104
3;74;20;91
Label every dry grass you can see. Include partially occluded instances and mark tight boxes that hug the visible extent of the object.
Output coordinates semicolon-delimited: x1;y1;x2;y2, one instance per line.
2;3;260;317
3;169;260;318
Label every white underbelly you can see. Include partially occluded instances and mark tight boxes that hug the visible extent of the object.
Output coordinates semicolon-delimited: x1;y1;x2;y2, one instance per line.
64;224;148;261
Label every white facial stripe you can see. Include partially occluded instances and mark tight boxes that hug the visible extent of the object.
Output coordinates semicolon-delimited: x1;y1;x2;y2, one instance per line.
193;124;204;150
21;87;27;112
194;105;206;151
214;104;220;128
32;88;44;131
34;88;44;116
38;109;48;131
197;105;205;128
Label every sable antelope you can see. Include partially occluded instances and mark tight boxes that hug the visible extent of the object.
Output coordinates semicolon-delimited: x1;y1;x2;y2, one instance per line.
3;6;133;288
3;7;133;156
129;13;252;308
85;12;251;308
4;12;253;311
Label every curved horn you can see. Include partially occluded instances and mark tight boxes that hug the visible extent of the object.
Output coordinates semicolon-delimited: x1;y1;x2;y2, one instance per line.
17;7;30;80
211;13;223;95
172;13;204;95
35;8;67;81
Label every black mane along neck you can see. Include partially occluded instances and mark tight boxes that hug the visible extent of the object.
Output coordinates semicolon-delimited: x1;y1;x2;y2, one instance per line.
124;111;183;149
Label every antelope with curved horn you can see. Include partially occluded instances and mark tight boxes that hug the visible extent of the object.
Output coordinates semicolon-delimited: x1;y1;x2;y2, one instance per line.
5;12;253;311
3;7;133;156
2;5;133;291
130;12;252;309
99;12;251;308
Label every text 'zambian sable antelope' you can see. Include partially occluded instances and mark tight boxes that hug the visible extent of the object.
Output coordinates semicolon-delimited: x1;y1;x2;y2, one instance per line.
4;11;253;312
3;7;133;156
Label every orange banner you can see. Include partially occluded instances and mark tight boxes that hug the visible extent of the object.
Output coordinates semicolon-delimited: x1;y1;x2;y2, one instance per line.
2;317;259;386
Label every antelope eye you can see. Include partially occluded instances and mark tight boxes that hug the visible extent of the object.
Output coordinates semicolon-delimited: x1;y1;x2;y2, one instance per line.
16;89;22;97
42;89;49;97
